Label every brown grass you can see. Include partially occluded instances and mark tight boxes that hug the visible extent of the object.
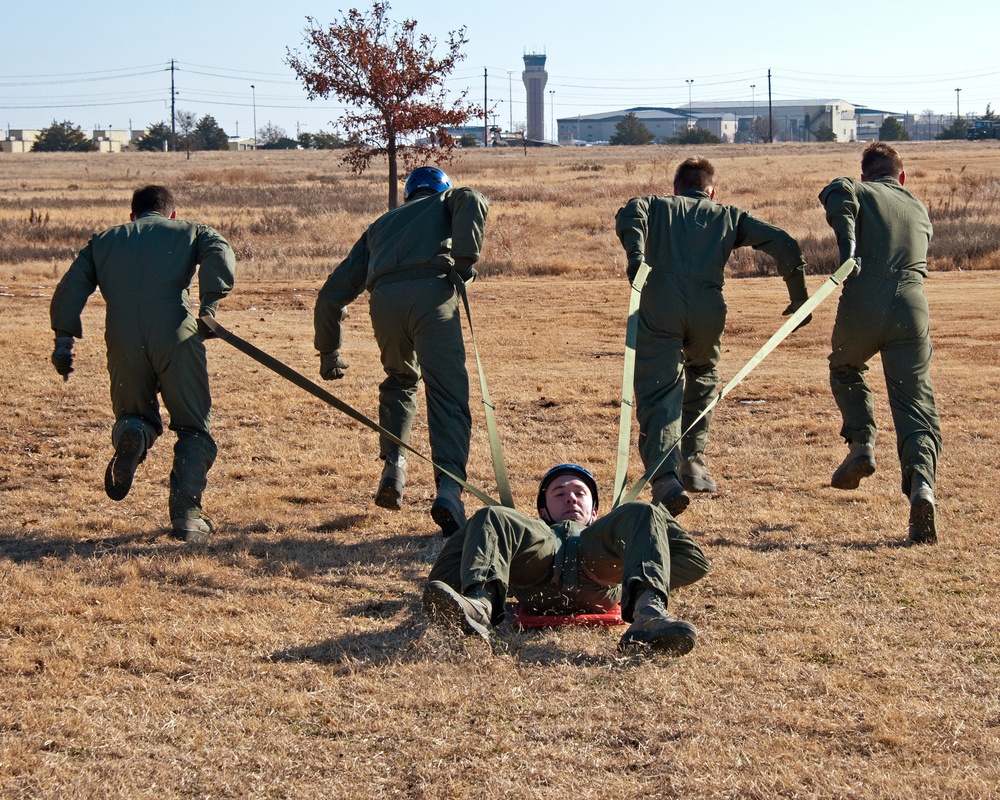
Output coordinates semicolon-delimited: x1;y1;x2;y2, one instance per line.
2;144;1000;799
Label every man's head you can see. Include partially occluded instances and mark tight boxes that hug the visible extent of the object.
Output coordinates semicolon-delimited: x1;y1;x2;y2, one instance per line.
131;185;176;220
403;166;452;202
673;156;716;198
536;463;599;525
861;142;904;183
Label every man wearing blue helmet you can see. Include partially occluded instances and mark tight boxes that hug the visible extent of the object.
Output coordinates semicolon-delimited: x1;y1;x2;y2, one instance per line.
314;166;488;535
423;463;710;656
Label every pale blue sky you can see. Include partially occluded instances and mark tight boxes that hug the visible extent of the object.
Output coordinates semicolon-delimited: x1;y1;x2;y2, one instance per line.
3;0;997;139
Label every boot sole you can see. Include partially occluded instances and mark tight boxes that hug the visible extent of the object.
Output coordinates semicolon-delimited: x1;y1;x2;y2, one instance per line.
619;623;697;656
431;498;466;537
830;458;876;490
374;480;403;510
680;474;717;493
104;430;146;501
422;581;491;640
908;497;937;544
661;491;690;518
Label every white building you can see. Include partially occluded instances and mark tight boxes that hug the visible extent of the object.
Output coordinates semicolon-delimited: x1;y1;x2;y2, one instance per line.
2;129;41;153
559;99;858;144
91;129;132;153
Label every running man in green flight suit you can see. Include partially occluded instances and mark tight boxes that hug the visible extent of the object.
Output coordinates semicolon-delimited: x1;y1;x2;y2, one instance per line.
49;185;236;542
314;167;488;536
423;463;710;656
820;142;942;544
615;157;811;516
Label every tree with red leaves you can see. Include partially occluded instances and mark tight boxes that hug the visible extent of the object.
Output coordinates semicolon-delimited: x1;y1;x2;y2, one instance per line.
287;2;479;209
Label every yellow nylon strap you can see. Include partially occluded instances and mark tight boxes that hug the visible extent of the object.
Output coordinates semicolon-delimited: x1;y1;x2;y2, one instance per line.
614;258;857;507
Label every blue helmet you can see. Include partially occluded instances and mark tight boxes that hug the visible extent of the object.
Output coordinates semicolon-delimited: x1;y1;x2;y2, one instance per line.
536;463;599;516
403;166;452;202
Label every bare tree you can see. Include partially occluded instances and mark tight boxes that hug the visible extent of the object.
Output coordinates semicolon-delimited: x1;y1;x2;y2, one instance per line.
257;122;288;147
174;109;197;159
286;2;479;208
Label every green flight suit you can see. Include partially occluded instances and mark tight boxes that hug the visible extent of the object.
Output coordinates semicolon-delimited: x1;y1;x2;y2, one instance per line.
616;191;809;482
314;187;488;481
427;502;710;623
50;211;236;520
819;176;941;495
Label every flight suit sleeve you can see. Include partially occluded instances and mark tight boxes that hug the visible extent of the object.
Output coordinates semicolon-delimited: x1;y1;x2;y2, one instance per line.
314;230;369;353
615;196;651;280
447;187;489;266
194;225;237;318
49;241;99;339
819;177;860;264
734;210;809;304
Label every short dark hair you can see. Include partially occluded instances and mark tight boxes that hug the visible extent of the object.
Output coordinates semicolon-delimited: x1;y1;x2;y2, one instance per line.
131;185;176;217
673;156;715;193
861;142;903;180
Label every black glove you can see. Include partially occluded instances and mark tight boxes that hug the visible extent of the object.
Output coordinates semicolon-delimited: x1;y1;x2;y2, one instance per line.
782;302;812;332
840;241;860;276
627;255;644;284
52;336;75;380
453;257;478;284
197;314;218;340
319;351;349;380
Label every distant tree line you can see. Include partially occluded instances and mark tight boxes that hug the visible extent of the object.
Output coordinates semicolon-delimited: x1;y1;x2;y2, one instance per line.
26;115;355;153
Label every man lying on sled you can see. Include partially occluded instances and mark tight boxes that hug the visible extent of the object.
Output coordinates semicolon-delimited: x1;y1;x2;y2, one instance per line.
423;463;710;656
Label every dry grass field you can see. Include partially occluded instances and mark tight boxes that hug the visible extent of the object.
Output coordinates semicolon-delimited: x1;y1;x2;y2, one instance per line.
2;143;999;798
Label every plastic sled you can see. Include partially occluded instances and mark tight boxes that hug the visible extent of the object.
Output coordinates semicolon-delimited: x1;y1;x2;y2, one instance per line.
512;604;625;628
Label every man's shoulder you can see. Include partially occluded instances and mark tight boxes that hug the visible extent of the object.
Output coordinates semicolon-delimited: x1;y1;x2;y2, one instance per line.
819;176;860;203
618;194;671;212
444;185;488;208
824;176;859;190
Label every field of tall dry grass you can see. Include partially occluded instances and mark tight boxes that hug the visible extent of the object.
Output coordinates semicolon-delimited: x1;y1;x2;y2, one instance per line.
2;143;999;798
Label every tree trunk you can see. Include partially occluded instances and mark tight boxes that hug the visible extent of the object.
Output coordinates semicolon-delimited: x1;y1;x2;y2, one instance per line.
386;132;399;210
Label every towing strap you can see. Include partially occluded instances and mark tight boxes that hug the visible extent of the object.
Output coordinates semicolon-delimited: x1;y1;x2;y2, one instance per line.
199;314;503;508
611;263;649;508
452;274;516;508
613;257;858;508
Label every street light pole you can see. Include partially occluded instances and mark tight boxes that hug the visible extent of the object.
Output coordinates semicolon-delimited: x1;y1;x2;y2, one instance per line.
507;69;513;133
549;89;556;143
250;84;257;150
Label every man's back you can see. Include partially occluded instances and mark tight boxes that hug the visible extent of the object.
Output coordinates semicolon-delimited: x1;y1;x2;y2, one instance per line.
616;191;805;289
821;176;932;279
89;214;212;307
363;186;487;282
51;211;235;336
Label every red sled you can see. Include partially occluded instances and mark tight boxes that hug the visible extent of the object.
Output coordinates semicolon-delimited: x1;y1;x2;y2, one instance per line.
512;604;625;628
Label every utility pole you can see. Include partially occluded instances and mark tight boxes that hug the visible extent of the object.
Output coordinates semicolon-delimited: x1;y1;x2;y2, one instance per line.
767;69;773;143
170;59;176;152
955;87;961;119
484;68;489;147
251;84;257;150
750;84;756;143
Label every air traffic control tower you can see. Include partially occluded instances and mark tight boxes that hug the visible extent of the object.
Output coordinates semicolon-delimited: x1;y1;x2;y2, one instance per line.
522;53;548;142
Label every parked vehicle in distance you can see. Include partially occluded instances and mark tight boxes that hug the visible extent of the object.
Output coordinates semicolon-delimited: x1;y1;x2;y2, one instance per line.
967;120;1000;140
